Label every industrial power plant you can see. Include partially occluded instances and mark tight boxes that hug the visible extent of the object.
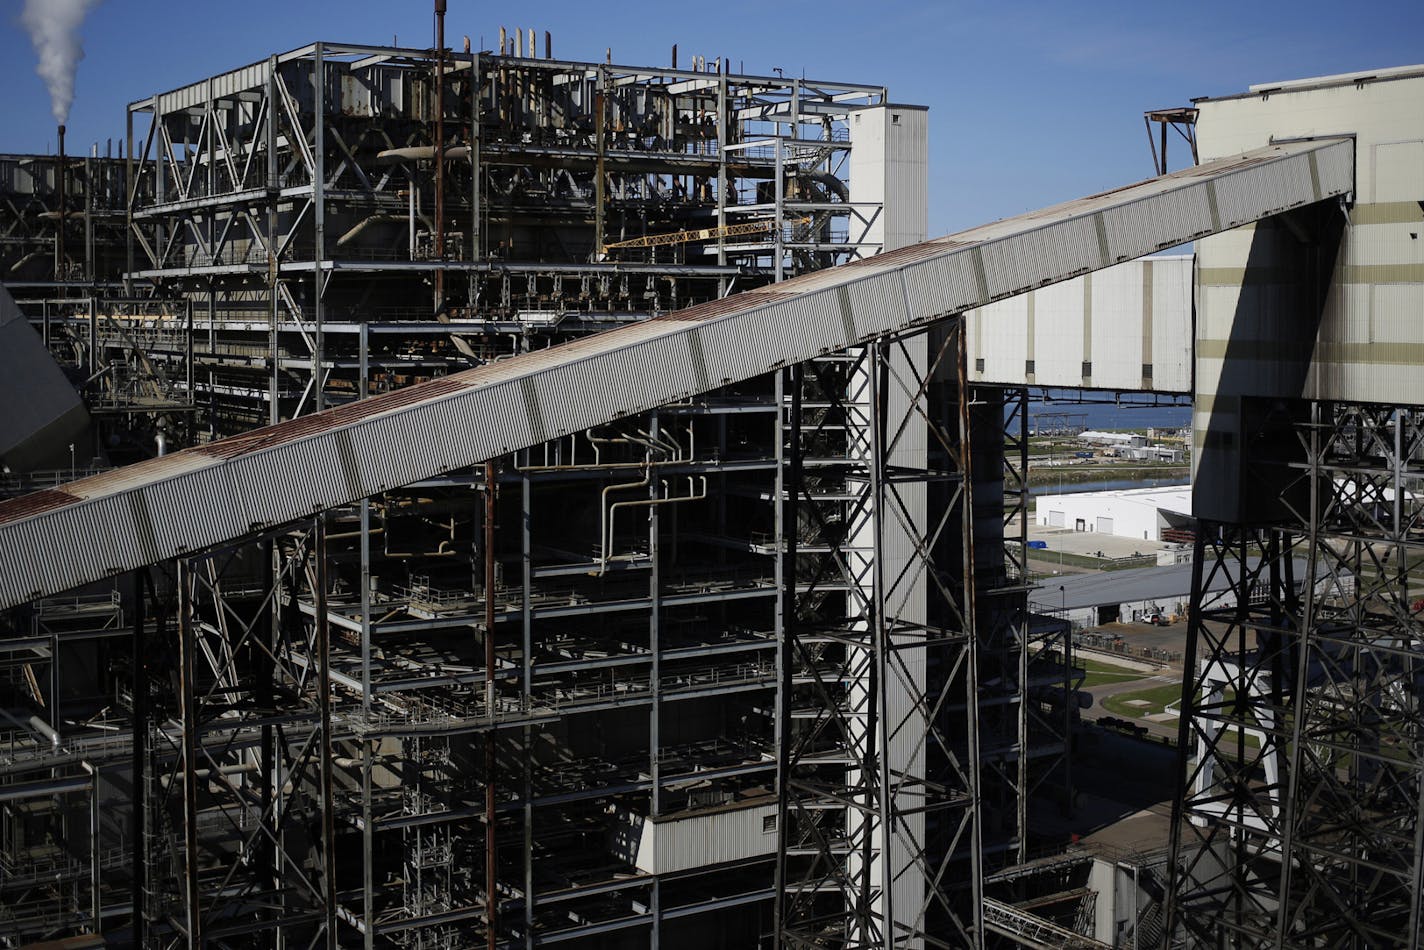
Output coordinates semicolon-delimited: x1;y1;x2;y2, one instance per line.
0;5;1421;949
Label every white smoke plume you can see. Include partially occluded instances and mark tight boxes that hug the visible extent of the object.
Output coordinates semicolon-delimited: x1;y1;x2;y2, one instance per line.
20;0;103;126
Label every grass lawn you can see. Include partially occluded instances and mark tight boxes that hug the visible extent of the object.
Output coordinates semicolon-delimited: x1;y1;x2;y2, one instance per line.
1077;658;1150;689
1102;682;1182;718
1025;549;1154;572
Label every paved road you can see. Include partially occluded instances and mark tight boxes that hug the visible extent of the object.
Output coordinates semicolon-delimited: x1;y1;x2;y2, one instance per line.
1081;670;1182;741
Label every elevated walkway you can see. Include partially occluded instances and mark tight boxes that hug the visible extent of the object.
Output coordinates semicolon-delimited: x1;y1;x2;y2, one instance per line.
0;137;1354;608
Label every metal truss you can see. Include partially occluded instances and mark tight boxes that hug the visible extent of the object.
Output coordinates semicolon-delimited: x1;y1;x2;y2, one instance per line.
776;319;984;949
137;523;339;948
123;44;885;434
971;386;1049;871
0;152;134;293
1167;401;1424;949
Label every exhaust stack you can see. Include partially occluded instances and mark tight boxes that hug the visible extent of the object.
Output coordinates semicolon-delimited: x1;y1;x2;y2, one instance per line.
56;123;66;291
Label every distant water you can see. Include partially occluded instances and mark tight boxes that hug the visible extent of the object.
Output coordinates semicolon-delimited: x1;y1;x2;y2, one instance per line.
1029;391;1191;432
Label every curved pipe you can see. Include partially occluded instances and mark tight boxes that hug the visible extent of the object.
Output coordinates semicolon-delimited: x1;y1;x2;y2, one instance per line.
597;467;652;574
806;171;848;202
9;251;44;274
601;476;708;575
375;145;473;165
336;214;430;247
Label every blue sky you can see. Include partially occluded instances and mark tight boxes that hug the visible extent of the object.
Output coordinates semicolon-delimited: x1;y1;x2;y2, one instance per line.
4;0;1422;235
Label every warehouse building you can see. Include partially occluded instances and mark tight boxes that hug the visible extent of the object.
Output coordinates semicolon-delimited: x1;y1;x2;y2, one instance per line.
1035;484;1192;542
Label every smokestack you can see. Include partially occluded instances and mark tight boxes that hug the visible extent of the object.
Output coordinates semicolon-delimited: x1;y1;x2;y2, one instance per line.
57;124;66;292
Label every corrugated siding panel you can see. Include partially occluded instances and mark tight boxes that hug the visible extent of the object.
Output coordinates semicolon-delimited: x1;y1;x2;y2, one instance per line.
1153;259;1194;392
842;272;910;341
1091;267;1145;390
158;63;269;113
1317;142;1356;199
50;495;145;586
228;435;349;528
1;515;64;603
899;250;981;319
981;216;1099;299
1214;157;1306;229
975;297;1028;382
654;804;778;874
1032;280;1087;382
143;466;247;557
1103;188;1212;259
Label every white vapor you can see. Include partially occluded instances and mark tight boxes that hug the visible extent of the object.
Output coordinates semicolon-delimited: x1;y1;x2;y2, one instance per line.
20;0;103;126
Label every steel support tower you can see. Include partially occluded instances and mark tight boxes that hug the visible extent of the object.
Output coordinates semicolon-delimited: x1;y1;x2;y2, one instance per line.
1168;402;1424;947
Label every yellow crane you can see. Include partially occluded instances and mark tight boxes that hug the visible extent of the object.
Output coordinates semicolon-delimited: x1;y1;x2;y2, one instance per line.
601;217;810;254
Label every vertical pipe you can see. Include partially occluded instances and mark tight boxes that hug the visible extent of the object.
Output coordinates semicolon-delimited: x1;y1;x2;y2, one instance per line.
130;569;147;945
267;56;281;425
177;559;203;948
773;138;784;283
88;298;97;389
315;518;337;948
434;0;447;313
715;68;728;294
359;499;372;715
484;460;498;950
867;342;894;947
57;125;66;294
1012;390;1030;859
1270;402;1325;947
260;540;279;944
187;299;196;423
89;762;101;931
772;364;800;944
470;53;482;266
125;109;134;283
521;462;535;950
312;44;326;413
358;323;369;399
85;153;95;285
361;738;374;950
594;71;606;254
648;412;663;949
954;320;985;949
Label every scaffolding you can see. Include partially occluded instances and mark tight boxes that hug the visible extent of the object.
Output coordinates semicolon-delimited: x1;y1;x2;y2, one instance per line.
123;42;884;432
1167;402;1424;947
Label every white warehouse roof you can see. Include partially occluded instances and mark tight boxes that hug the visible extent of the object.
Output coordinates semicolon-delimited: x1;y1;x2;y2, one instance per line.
1035;485;1192;541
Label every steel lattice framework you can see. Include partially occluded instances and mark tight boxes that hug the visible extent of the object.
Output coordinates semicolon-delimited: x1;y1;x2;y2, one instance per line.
0;130;1356;948
775;322;988;948
1168;402;1424;948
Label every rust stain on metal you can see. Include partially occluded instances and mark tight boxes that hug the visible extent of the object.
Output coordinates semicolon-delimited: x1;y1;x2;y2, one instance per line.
0;488;82;522
194;376;476;459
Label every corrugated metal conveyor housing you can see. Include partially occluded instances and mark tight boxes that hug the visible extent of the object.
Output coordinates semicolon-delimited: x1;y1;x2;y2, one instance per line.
0;137;1354;609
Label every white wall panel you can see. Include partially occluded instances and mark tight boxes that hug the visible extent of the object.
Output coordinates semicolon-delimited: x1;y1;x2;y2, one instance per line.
968;257;1192;392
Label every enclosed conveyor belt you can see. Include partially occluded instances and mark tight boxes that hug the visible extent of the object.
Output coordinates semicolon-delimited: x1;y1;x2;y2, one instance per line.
0;137;1354;609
